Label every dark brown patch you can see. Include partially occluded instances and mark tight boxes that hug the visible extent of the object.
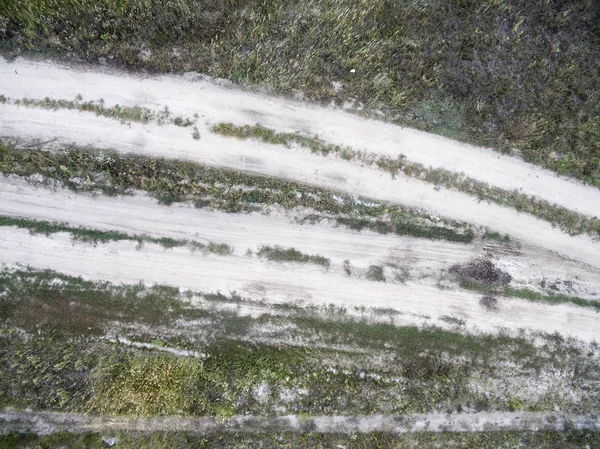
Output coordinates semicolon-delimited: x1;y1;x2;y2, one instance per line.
479;296;498;310
450;259;512;285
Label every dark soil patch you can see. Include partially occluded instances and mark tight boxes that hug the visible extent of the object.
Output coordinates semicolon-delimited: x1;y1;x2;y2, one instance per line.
480;296;499;310
451;259;512;286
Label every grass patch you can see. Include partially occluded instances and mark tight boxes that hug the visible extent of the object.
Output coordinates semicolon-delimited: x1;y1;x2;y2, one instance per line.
0;268;195;335
214;122;600;239
257;245;330;268
366;265;385;282
503;286;600;312
482;230;512;243
8;95;195;126
0;142;475;243
2;0;599;186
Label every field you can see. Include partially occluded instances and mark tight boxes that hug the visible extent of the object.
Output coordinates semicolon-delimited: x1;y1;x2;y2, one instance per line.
1;2;600;448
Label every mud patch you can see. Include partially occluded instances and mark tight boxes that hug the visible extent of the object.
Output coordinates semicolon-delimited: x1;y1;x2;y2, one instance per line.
479;296;498;310
451;259;512;285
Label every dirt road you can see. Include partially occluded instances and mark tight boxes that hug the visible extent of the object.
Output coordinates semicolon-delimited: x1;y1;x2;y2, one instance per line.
2;104;599;269
2;56;599;218
2;408;598;435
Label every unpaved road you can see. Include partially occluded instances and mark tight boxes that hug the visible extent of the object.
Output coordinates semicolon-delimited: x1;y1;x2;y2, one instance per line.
2;175;599;299
2;104;599;270
2;408;598;435
2;56;599;218
2;227;600;342
0;56;599;343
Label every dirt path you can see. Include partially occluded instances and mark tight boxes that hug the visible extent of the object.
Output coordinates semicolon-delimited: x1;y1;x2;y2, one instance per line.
2;104;599;270
2;175;599;299
2;408;598;435
2;227;599;341
2;56;599;218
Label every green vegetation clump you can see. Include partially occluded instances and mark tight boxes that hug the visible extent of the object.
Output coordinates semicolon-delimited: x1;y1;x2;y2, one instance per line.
0;142;475;243
1;0;598;185
366;265;385;282
257;245;330;268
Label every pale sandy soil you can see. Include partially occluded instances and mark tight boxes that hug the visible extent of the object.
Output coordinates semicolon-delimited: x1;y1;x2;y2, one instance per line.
1;408;598;435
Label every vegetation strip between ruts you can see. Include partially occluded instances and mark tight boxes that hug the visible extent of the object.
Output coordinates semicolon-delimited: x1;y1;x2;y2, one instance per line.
3;95;196;127
0;142;475;243
0;215;231;254
459;278;600;313
212;122;600;240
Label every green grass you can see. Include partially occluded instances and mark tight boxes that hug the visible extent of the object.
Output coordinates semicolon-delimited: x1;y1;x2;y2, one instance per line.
482;230;512;243
257;245;330;268
213;122;600;239
0;142;475;243
2;429;600;449
1;0;598;186
8;95;195;126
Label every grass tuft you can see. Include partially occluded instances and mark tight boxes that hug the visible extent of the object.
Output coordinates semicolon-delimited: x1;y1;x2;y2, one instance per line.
257;245;330;268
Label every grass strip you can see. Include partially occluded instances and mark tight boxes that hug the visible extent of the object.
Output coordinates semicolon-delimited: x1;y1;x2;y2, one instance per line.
213;123;600;239
6;95;196;127
1;428;600;449
0;215;231;254
459;279;600;312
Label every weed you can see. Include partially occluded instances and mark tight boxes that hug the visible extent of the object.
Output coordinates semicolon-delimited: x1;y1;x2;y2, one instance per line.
206;242;233;256
366;265;385;282
460;277;600;312
0;215;232;255
439;316;466;327
257;245;330;268
482;230;512;243
343;260;351;276
191;125;200;140
9;95;195;127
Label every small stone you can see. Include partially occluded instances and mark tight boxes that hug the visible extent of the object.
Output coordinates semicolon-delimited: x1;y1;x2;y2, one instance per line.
101;436;118;447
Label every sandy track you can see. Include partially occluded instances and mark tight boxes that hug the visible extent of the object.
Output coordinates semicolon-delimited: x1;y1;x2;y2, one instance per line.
2;56;599;218
2;175;599;298
1;227;599;342
1;103;598;269
2;408;599;435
